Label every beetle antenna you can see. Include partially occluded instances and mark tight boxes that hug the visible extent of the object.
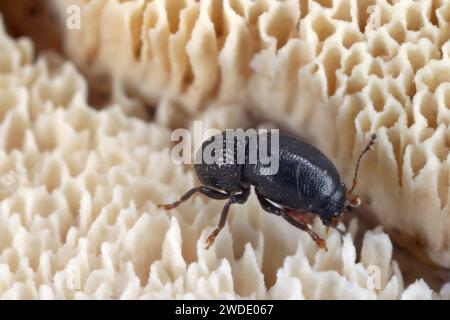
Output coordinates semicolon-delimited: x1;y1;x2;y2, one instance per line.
348;133;377;196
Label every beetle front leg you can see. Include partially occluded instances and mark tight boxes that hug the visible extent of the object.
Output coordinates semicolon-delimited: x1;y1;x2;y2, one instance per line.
288;210;346;238
282;213;328;251
254;188;282;216
330;225;346;237
204;187;250;249
158;186;231;210
255;189;327;251
284;209;315;225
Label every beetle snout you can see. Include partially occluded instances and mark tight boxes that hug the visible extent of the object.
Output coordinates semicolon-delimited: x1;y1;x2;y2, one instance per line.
321;214;340;227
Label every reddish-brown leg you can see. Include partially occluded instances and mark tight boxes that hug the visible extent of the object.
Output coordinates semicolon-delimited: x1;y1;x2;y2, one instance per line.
284;209;316;225
204;187;250;249
254;189;328;251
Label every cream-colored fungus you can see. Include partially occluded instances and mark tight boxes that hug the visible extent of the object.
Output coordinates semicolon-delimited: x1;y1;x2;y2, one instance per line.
0;14;447;299
49;0;450;268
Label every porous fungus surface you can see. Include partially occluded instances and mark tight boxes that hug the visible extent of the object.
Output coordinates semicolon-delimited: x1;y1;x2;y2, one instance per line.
49;0;450;267
0;15;444;299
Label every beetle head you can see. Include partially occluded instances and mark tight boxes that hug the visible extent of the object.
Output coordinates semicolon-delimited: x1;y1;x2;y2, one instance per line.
321;212;342;227
317;181;346;226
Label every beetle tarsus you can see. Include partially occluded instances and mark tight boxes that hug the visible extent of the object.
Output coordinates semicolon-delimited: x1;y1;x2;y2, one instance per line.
307;229;328;251
204;229;220;249
315;238;328;251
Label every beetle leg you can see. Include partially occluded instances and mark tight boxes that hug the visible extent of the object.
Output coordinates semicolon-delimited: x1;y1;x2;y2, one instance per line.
289;210;345;237
205;187;250;249
254;189;327;251
281;213;328;251
284;209;315;225
331;226;346;237
255;190;282;216
158;186;231;210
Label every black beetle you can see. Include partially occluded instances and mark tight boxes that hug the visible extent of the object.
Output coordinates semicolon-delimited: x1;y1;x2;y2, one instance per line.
158;130;376;251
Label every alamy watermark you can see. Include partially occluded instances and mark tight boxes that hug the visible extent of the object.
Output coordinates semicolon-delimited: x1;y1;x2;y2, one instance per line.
66;5;81;30
367;265;382;290
170;121;280;176
66;265;81;290
366;5;381;31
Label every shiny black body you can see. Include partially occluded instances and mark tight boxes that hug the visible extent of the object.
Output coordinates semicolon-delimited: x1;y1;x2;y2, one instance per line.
194;131;346;224
159;130;375;250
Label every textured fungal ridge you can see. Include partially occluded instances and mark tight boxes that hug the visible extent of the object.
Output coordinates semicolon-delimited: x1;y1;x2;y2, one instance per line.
0;15;445;299
49;0;450;267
